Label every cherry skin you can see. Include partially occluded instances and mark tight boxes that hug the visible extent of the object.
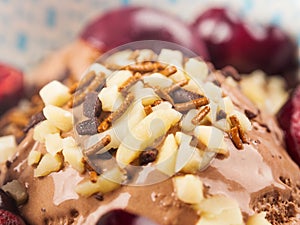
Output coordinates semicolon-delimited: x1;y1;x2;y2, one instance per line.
80;6;209;60
0;63;24;115
277;85;300;166
96;209;159;225
191;7;298;86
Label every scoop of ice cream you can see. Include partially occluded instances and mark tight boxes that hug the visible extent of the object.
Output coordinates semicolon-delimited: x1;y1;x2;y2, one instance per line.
1;46;300;225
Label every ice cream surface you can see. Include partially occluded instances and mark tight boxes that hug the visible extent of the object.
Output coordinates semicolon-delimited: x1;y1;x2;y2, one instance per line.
0;45;300;225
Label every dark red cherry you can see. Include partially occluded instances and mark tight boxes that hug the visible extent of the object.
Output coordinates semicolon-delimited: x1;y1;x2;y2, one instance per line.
96;209;159;225
277;85;300;166
192;7;298;87
80;6;208;59
0;209;26;225
0;63;24;114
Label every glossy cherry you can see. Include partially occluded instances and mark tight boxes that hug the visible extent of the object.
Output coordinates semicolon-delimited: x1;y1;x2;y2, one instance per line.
277;85;300;166
0;190;27;225
191;7;298;86
80;6;208;60
0;63;24;114
96;209;159;225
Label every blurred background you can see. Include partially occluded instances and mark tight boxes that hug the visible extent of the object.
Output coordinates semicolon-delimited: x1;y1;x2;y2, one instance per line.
1;0;300;72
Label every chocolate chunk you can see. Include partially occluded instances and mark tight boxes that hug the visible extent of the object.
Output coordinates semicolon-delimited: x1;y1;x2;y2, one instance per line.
221;65;241;81
83;92;102;118
76;118;100;135
139;149;158;165
23;111;46;133
169;87;203;103
244;109;257;119
216;109;227;121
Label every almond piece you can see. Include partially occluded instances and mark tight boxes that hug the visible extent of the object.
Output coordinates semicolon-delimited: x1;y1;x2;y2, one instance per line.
43;105;73;132
173;174;204;204
34;153;63;177
39;80;71;106
156;134;178;176
33;120;60;143
0;135;17;163
27;150;42;166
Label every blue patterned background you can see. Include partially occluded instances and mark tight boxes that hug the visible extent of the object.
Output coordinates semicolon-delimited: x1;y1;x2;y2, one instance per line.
1;0;300;71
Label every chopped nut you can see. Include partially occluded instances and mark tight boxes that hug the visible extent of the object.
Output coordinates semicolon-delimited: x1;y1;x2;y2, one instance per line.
175;97;209;112
192;105;210;125
144;105;153;115
84;135;111;156
139;149;158;165
229;115;248;143
118;72;142;93
69;82;79;94
98;93;135;132
89;171;98;183
124;61;166;73
229;126;243;149
160;65;177;76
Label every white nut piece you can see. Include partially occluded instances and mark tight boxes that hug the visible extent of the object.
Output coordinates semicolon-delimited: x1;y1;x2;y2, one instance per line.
34;153;63;177
156;133;178;176
143;73;173;89
246;212;271;225
62;145;85;173
196;195;244;225
173;174;204;204
158;49;183;68
0;135;17;164
116;108;182;167
75;167;123;197
27;150;42;166
98;85;124;112
193;125;228;155
39;80;71;106
185;58;208;82
45;133;63;155
33;120;60;143
43;105;73;132
106;70;132;87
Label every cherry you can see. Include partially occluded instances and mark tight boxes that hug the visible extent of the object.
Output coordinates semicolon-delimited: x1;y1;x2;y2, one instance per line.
0;209;26;225
0;63;24;114
96;209;159;225
191;7;298;87
277;85;300;166
0;190;27;225
80;6;208;60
